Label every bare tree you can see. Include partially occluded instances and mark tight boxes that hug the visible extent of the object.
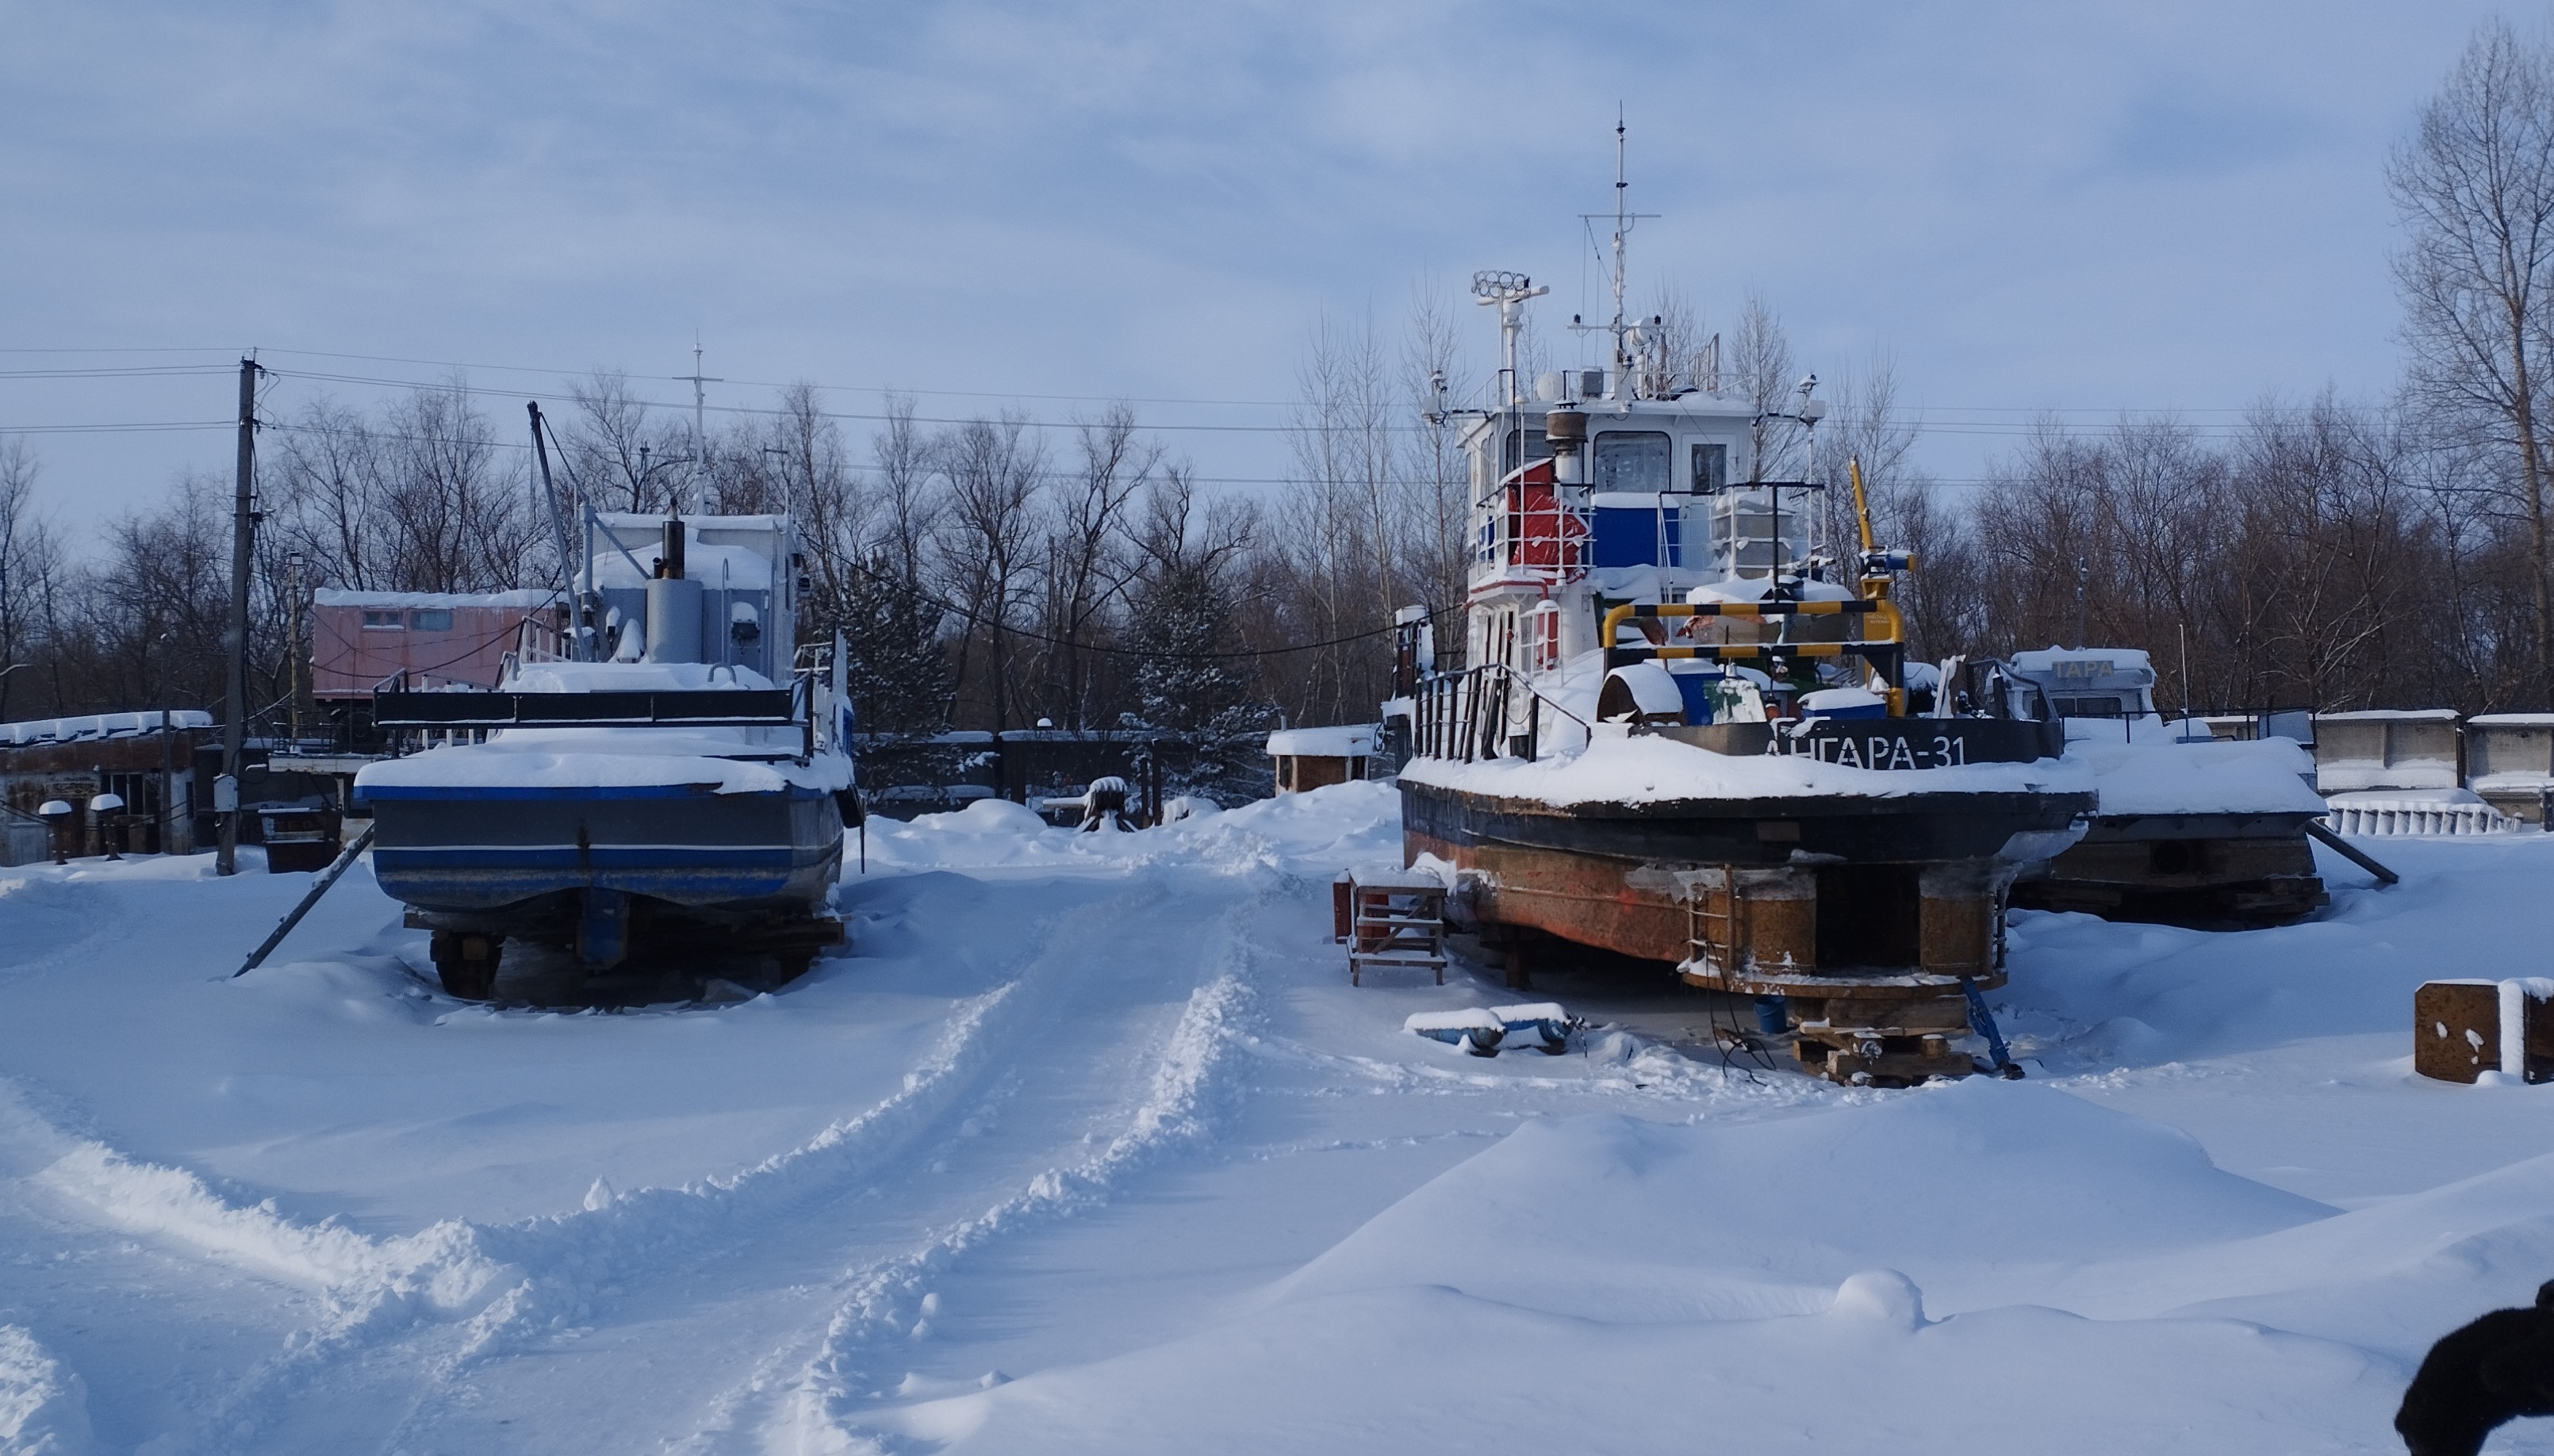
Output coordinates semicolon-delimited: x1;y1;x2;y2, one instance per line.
1281;312;1398;722
1732;293;1808;485
764;383;862;631
1037;404;1151;728
0;437;59;719
871;393;938;583
267;397;388;592
374;381;531;592
1126;465;1262;737
2392;17;2554;699
1639;281;1706;397
931;415;1047;756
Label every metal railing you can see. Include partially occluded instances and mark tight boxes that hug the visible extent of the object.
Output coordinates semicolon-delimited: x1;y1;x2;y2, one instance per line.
1411;664;1589;764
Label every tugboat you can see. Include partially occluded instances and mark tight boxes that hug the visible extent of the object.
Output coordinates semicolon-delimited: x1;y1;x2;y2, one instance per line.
355;511;855;1000
1390;133;2093;1084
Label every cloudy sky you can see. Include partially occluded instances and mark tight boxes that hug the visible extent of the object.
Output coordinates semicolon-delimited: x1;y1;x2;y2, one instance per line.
0;1;2514;537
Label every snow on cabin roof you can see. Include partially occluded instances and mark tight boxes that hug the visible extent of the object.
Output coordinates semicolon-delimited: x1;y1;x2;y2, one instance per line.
313;589;559;610
1;709;213;746
2314;708;2461;722
2009;648;2154;676
1267;724;1378;759
592;511;791;532
2468;714;2554;727
585;515;781;591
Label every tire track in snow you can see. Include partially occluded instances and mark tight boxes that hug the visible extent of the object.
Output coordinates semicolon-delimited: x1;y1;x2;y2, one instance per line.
4;879;1134;1453
339;871;1240;1454
716;879;1271;1456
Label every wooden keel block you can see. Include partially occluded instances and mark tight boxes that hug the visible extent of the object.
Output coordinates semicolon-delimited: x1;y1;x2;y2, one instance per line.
2415;979;2554;1083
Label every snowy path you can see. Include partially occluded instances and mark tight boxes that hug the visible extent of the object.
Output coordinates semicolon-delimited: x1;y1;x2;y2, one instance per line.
5;788;2554;1452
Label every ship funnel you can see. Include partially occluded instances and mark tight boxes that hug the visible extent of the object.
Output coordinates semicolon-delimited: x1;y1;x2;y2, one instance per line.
1545;405;1587;486
659;518;687;580
643;519;704;663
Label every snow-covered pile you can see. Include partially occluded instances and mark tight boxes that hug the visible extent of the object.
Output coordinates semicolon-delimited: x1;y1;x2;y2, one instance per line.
2;784;2552;1452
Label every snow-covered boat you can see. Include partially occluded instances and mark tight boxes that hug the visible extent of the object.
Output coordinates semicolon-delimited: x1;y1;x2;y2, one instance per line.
356;513;854;999
1386;154;2094;1083
1988;649;2330;925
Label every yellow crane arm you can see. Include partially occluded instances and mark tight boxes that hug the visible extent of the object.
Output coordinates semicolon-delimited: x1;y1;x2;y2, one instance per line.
1848;455;1876;555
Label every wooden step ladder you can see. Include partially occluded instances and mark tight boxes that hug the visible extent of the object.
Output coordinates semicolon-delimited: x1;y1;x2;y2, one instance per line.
1340;869;1448;986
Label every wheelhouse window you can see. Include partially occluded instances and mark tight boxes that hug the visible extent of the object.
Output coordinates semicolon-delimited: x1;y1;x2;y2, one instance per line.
1591;431;1670;492
361;611;405;630
408;609;454;630
1692;442;1730;492
1501;427;1552;478
2053;695;2127;718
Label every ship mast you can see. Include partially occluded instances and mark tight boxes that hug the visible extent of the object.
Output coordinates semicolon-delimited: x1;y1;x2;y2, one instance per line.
1609;113;1631;383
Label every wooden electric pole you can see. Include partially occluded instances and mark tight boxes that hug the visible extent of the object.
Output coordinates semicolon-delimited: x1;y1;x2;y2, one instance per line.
286;550;305;748
218;357;259;876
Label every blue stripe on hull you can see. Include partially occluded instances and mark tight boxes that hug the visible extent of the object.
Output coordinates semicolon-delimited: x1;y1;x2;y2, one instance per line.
374;845;800;870
373;844;841;913
357;783;830;803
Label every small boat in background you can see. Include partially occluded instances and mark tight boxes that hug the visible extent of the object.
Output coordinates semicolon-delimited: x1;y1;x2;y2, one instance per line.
357;512;855;1001
1987;649;2330;926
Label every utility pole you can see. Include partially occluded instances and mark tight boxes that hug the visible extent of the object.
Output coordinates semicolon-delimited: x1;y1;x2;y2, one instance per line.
286;550;304;749
218;356;260;876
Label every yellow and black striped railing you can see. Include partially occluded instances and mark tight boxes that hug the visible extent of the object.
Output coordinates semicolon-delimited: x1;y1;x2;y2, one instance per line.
1600;599;1908;712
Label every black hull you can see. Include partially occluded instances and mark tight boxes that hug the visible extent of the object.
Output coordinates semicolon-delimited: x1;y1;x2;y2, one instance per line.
2009;810;2326;926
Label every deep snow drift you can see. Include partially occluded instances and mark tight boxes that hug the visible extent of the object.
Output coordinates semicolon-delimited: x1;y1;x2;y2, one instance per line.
0;782;2549;1453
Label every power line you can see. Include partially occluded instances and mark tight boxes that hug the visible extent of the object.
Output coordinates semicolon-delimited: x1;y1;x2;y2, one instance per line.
0;345;1304;410
0;343;2369;420
0;420;235;435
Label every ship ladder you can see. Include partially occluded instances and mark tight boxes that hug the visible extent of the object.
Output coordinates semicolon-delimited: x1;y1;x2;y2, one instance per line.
1680;866;1744;984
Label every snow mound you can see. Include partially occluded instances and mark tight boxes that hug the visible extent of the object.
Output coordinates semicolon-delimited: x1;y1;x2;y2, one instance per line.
1271;1082;2330;1323
0;1326;94;1456
1828;1269;1928;1329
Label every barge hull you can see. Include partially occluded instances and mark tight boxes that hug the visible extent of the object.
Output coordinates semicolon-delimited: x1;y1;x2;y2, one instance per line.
364;784;843;917
2007;811;2326;926
1402;777;2093;1082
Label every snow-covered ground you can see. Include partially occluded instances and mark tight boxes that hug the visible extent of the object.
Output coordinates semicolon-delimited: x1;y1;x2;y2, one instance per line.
0;784;2548;1453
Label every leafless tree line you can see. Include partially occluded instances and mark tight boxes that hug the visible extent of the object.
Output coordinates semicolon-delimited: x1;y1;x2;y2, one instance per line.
1881;398;2540;713
0;376;1283;745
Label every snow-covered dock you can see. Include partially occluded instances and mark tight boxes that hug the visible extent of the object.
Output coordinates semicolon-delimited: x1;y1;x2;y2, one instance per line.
0;783;2548;1451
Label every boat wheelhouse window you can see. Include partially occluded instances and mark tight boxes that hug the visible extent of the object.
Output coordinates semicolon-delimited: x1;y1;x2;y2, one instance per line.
1501;427;1552;477
2053;695;2127;719
1692;442;1729;492
408;609;454;631
1592;431;1670;492
362;611;404;630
